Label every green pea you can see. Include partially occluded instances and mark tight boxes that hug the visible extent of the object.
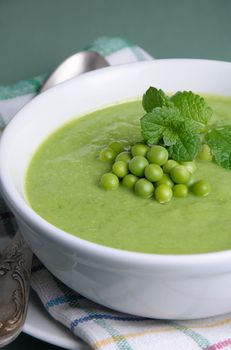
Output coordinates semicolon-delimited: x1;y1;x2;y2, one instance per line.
131;143;149;157
170;165;190;184
122;174;138;189
109;141;124;154
196;144;213;161
116;151;132;164
156;174;174;188
144;164;163;182
99;147;116;162
147;145;169;165
162;159;178;173
134;178;154;198
155;184;173;204
112;161;128;178
187;174;197;187
173;184;188;198
181;161;197;174
129;156;149;177
100;173;119;190
191;180;211;197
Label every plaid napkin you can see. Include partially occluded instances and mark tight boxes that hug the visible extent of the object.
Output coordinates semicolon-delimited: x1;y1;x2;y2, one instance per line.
1;37;231;350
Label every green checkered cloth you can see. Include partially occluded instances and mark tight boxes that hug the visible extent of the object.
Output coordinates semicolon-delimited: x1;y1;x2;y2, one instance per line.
2;37;231;350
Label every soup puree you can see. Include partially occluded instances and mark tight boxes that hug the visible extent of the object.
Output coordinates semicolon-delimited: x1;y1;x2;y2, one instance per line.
25;95;231;254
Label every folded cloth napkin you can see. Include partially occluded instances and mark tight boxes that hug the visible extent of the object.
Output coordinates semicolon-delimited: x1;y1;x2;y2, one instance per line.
1;37;231;350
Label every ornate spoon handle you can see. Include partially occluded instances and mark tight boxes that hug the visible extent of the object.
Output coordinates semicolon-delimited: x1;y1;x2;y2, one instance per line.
0;231;32;347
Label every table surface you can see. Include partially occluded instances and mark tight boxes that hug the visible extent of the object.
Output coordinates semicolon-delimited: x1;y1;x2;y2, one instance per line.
1;0;231;348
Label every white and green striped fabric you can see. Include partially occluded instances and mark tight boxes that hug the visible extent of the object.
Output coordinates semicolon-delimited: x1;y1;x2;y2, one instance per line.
2;37;231;350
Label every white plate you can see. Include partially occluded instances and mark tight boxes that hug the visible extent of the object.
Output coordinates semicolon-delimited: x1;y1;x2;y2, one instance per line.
24;290;90;350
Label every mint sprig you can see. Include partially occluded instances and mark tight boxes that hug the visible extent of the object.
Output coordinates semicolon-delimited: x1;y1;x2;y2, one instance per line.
140;86;231;169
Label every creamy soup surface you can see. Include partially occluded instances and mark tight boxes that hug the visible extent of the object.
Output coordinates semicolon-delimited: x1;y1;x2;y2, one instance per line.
25;95;231;254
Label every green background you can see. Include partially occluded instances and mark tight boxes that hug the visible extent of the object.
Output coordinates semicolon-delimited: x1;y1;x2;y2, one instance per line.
1;0;231;85
1;0;231;348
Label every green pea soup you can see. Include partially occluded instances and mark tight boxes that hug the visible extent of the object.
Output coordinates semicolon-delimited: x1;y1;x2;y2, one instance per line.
25;95;231;254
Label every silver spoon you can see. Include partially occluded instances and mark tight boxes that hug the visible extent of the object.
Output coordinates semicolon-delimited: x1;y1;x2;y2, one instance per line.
40;51;109;92
0;51;109;347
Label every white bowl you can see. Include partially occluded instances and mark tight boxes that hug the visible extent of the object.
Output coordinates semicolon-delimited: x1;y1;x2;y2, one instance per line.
1;59;231;320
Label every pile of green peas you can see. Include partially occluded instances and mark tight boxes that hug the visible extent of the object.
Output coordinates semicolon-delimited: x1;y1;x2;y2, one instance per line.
99;141;211;204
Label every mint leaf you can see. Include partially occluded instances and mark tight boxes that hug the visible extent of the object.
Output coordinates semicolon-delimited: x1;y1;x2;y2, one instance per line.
142;87;173;113
141;106;201;161
171;91;212;125
141;106;180;145
205;126;231;169
168;123;201;161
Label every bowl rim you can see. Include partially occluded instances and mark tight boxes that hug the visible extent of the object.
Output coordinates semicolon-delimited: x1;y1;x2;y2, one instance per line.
1;58;231;269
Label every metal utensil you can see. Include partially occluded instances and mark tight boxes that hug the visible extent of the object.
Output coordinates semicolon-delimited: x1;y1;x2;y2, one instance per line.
0;232;32;347
0;51;109;347
40;51;109;92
